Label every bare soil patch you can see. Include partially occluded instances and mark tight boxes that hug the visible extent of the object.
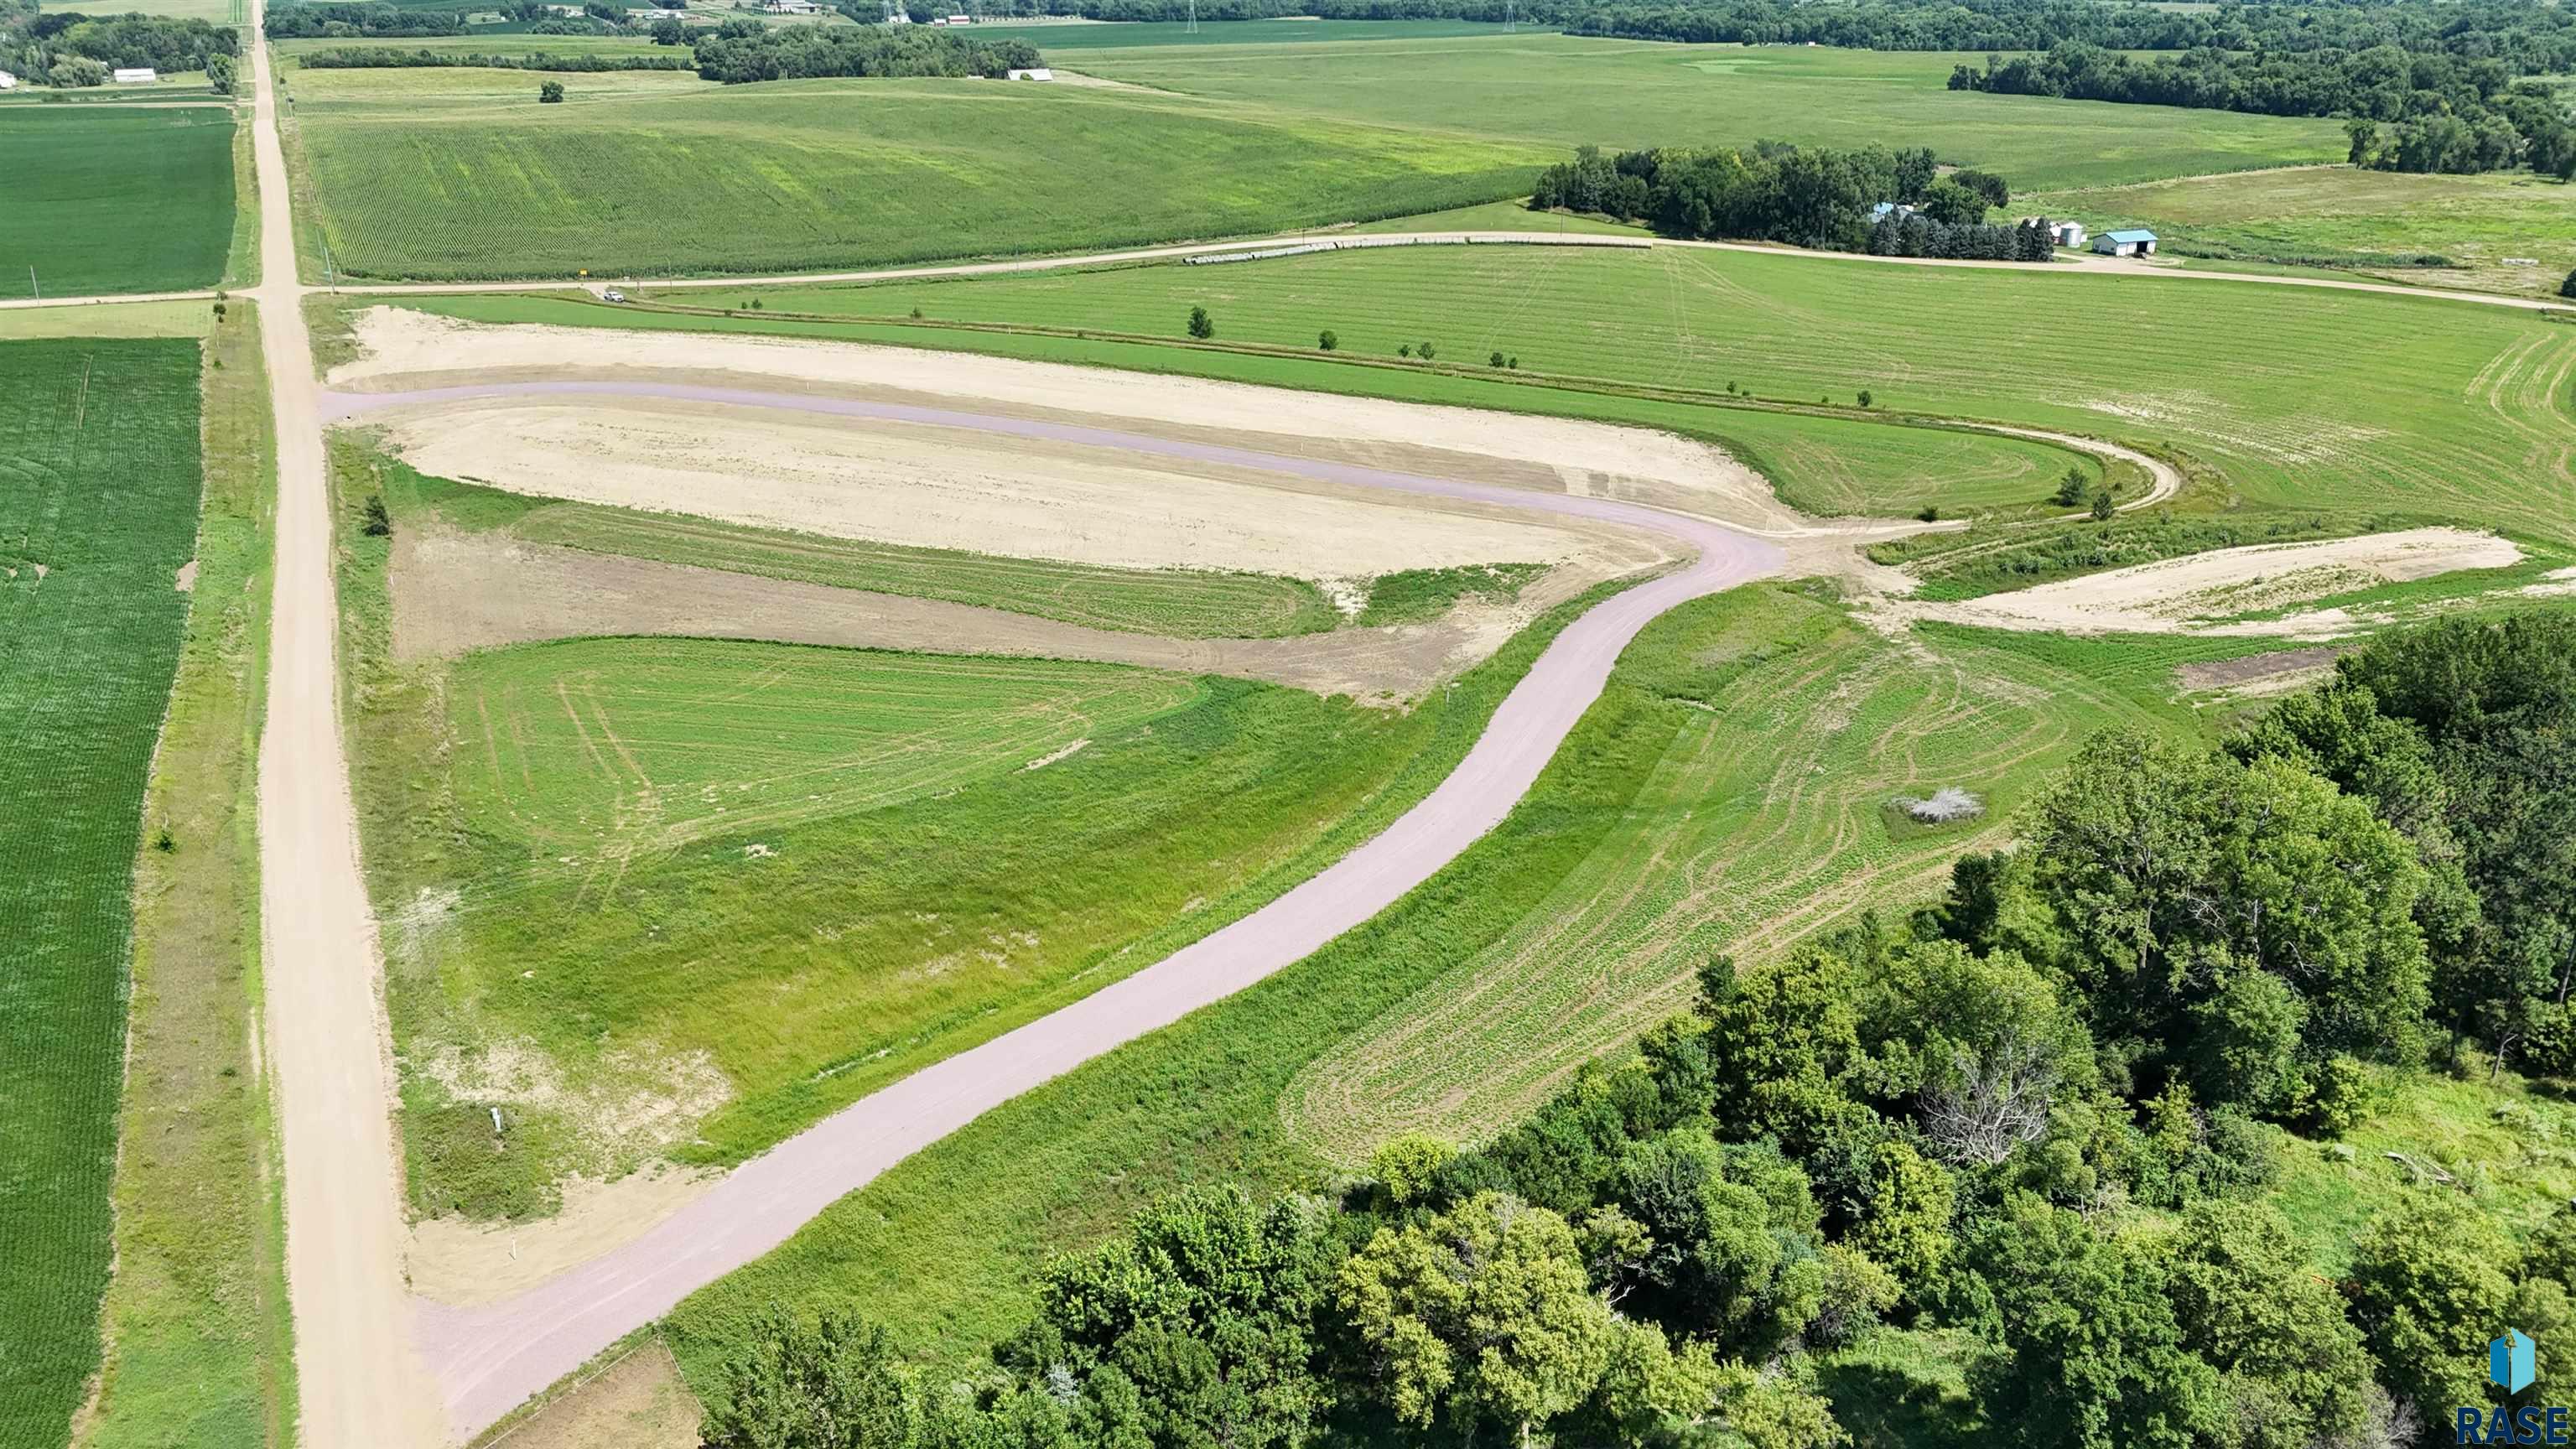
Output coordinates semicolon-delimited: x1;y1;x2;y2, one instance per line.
471;1337;699;1449
392;527;1587;704
410;1166;718;1310
2176;645;2344;695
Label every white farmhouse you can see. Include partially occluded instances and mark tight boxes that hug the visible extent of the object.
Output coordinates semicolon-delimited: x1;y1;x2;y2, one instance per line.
112;66;158;84
0;70;17;90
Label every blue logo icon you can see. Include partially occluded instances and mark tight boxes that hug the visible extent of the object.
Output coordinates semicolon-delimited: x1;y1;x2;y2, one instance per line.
2498;1330;2539;1396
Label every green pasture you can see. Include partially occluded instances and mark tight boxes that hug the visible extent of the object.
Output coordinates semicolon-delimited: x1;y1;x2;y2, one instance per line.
392;464;1340;637
0;339;208;1449
1050;34;2349;190
691;242;2576;543
42;0;240;20
363;293;2115;522
0;107;236;298
280;70;1542;280
341;456;1571;1216
2026;165;2576;299
660;584;2250;1379
962;18;1507;49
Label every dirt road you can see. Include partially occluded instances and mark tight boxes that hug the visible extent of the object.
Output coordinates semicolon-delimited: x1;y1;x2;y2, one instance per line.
399;382;1786;1438
243;3;443;1444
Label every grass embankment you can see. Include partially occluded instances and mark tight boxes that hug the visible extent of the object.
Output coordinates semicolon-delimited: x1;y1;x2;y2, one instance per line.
682;242;2576;545
383;461;1341;637
0;107;236;297
278;61;1544;281
1052;34;2347;191
359;292;2116;524
0;340;210;1448
80;309;293;1449
660;584;2255;1381
339;449;1627;1218
2026;165;2576;300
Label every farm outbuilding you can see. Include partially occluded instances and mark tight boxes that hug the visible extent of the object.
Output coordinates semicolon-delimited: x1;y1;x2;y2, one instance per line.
2094;228;2158;257
112;66;157;84
0;70;17;90
2052;221;2087;247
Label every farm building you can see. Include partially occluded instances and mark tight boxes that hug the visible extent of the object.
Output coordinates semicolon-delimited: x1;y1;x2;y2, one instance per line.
2053;221;2087;247
2094;228;2158;257
1869;201;1916;222
0;70;16;90
1006;66;1052;80
112;66;157;84
762;0;821;12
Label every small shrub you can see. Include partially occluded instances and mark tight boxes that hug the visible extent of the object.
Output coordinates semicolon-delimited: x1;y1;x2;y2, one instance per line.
2090;487;2116;522
1318;329;1337;351
1489;350;1505;367
908;305;922;319
1916;504;1940;522
1507;356;1518;369
1857;388;1873;408
1416;340;1435;361
360;494;393;538
2051;467;2090;507
211;301;226;321
1398;344;1411;358
538;80;565;103
2561;267;2576;300
749;298;763;309
1187;305;1213;340
152;828;176;854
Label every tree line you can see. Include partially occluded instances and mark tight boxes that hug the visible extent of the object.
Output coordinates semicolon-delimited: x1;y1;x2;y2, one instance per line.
1529;143;2048;261
691;608;2576;1448
1950;43;2576;179
0;2;239;85
688;24;1039;82
295;45;694;70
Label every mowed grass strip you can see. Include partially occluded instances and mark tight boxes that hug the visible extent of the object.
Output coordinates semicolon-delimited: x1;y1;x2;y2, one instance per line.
84;310;293;1449
658;584;2234;1379
0;108;236;298
0;339;207;1449
1053;34;2349;190
709;242;2576;542
284;73;1545;281
391;464;1339;638
448;637;1202;860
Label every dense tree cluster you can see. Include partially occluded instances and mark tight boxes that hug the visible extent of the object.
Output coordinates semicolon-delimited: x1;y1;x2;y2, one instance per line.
689;23;1038;82
701;610;2576;1447
1950;43;2576;178
296;46;693;70
262;3;471;39
0;2;239;84
1529;143;2048;261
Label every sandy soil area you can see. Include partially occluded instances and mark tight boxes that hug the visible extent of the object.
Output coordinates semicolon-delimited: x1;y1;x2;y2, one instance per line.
1889;527;2524;638
408;1166;718;1308
392;527;1580;704
330;309;1806;534
366;392;1659;586
472;1338;699;1449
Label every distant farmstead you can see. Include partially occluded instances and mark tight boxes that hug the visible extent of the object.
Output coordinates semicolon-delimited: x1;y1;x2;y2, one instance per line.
761;0;821;11
2052;221;2086;247
2094;228;2158;257
1006;66;1052;80
112;66;158;84
0;69;17;90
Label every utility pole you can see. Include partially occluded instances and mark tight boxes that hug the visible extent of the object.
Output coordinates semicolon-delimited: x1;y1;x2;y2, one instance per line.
1185;0;1197;34
28;266;36;301
1504;0;1514;32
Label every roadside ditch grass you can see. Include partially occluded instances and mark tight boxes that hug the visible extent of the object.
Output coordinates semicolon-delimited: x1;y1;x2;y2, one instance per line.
80;305;293;1449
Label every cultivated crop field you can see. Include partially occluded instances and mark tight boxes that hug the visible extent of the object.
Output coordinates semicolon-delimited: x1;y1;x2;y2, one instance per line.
724;243;2576;543
339;456;1551;1217
1048;34;2350;190
0;339;207;1449
2025;165;2576;299
661;583;2248;1377
1;108;236;298
281;69;1543;280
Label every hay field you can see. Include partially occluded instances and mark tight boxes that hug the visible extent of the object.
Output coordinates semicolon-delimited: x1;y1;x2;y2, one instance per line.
0;339;207;1449
280;69;1542;280
1051;34;2349;190
1;108;236;298
735;242;2576;544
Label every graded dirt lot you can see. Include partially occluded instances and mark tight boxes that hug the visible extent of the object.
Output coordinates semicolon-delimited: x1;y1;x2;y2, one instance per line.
1890;527;2526;638
328;308;1803;532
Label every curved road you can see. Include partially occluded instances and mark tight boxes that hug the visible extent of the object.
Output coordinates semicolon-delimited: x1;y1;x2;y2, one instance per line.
330;379;1784;1440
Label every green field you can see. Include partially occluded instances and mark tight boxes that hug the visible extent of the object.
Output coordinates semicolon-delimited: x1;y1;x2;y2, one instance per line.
2027;165;2576;299
340;458;1598;1216
1051;34;2349;191
281;67;1542;281
698;243;2576;543
44;0;240;18
1;108;236;298
388;462;1340;637
660;583;2247;1378
0;340;209;1449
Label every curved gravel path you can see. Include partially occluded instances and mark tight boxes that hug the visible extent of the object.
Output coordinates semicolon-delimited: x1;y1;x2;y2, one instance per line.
345;381;1784;1440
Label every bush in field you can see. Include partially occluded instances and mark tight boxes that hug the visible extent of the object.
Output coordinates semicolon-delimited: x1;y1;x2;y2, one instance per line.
538;80;564;103
2051;467;2089;507
1187;305;1213;340
1318;330;1337;351
2563;267;2576;299
361;495;393;538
